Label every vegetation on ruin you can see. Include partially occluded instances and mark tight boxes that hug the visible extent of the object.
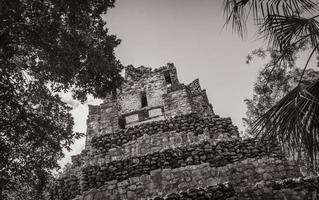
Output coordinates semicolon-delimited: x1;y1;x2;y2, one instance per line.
224;0;319;171
0;0;122;199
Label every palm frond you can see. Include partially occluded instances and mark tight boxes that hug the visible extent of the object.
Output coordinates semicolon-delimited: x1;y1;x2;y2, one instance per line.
261;14;319;50
224;0;319;171
253;79;319;169
224;0;319;38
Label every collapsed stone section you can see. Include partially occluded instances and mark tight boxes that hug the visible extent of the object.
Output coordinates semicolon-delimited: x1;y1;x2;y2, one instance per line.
125;64;178;84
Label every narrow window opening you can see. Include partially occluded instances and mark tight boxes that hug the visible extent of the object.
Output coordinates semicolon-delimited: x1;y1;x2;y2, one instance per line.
141;91;148;108
118;117;125;129
163;70;172;84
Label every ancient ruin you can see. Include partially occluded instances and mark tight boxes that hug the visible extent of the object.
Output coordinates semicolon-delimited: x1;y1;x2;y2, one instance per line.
52;64;319;200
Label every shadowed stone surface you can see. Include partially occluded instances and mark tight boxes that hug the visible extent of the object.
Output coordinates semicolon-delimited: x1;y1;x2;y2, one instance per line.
51;65;312;200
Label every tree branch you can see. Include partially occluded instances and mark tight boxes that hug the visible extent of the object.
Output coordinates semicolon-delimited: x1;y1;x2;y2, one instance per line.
298;44;319;85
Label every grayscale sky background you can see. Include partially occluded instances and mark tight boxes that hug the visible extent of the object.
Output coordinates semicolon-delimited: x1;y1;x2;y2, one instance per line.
59;0;312;167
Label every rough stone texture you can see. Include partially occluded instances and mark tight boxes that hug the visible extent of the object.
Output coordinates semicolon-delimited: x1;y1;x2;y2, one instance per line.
149;176;319;200
187;79;213;116
85;97;119;148
118;71;166;117
78;139;300;193
76;176;319;200
61;113;239;178
56;65;309;200
85;63;215;147
163;85;194;118
90;113;239;154
77;157;300;200
89;130;212;165
48;175;80;200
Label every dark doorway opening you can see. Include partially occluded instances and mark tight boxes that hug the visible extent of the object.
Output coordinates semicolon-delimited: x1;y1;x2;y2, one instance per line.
141;91;148;108
118;117;126;129
163;70;172;84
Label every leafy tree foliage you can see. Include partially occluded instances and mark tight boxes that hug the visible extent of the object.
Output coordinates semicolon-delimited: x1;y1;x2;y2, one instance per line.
0;0;123;199
224;0;319;170
243;49;319;134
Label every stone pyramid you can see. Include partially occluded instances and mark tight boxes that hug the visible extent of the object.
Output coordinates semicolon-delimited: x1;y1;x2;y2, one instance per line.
51;64;318;200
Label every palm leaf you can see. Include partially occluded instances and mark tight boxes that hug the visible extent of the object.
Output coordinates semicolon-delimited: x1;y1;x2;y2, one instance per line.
253;79;319;170
261;14;319;50
224;0;319;171
224;0;319;38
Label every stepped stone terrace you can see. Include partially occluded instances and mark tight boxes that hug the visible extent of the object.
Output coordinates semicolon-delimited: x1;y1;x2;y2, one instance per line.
52;64;318;200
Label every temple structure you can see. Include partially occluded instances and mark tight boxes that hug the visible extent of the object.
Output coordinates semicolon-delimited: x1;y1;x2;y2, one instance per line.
85;63;214;148
52;64;318;200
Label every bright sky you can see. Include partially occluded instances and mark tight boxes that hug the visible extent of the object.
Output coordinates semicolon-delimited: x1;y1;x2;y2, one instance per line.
59;0;283;167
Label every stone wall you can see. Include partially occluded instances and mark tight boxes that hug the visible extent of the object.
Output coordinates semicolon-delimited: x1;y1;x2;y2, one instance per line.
163;83;213;119
69;175;319;200
149;176;319;200
90;113;239;155
55;64;313;200
56;124;305;200
89;131;212;166
118;64;181;120
163;86;195;118
61;113;239;176
124;64;179;85
187;79;213;115
48;175;80;200
57;111;307;200
118;72;167;117
79;139;299;194
191;90;214;116
85;99;119;148
77;155;301;200
85;64;181;144
84;64;215;147
151;183;236;200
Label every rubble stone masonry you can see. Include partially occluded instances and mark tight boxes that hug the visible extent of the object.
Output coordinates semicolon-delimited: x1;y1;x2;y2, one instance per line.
52;64;316;200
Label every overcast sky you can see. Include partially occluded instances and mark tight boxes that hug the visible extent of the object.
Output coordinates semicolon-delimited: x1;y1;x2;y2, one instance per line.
58;0;293;167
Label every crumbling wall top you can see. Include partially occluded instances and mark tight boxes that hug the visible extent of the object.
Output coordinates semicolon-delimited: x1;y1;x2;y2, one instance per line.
125;63;176;81
187;79;202;96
